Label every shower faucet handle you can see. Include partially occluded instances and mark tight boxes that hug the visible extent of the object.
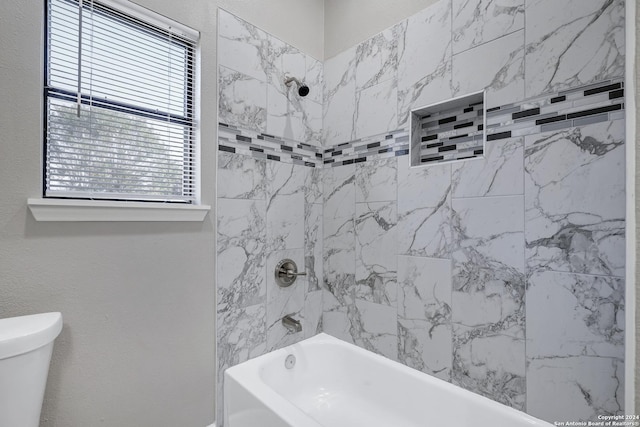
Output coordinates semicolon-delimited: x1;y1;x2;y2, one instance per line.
279;268;307;277
275;259;306;287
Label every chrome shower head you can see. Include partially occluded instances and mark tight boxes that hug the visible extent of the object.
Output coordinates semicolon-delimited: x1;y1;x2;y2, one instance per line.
284;76;309;97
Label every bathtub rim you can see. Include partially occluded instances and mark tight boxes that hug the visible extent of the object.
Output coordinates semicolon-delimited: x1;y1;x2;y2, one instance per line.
224;333;554;427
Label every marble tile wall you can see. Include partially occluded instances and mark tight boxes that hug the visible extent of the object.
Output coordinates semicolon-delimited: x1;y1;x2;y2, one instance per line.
216;9;323;425
218;9;323;145
322;119;625;422
320;0;626;424
216;153;323;424
216;0;626;425
323;0;624;145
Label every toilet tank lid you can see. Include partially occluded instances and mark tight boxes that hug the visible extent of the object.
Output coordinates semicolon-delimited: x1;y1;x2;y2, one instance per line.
0;312;63;360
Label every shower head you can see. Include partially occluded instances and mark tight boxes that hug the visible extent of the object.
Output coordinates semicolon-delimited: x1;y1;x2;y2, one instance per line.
284;76;309;97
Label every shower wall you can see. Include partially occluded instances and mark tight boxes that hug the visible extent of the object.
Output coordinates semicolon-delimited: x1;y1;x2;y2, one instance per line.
321;0;626;423
216;0;627;424
215;9;323;425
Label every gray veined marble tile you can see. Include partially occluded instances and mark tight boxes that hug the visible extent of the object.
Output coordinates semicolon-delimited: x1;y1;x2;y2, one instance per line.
355;25;399;91
266;248;306;351
217;199;266;313
266;33;306;86
451;195;525;327
355;157;397;203
452;323;525;410
355;79;398;140
526;271;625;420
452;30;525;108
524;0;625;98
350;299;398;361
217;303;267;371
218;66;267;133
217;152;266;200
305;56;324;105
451;137;523;198
305;202;323;292
216;301;267;423
322;301;354;344
450;195;525;409
396;0;453;127
265;35;321;144
323;164;356;244
397;256;452;381
323;245;356;306
300;99;323;145
527;271;624;360
452;0;525;54
527;356;624;423
524;120;625;277
355;201;397;306
266;83;307;142
265;162;306;251
397;156;452;258
323;46;357;145
305;166;323;206
304;290;324;339
218;9;268;81
323;166;356;303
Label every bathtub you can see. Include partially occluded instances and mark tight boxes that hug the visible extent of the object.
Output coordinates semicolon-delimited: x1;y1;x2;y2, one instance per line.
224;333;552;427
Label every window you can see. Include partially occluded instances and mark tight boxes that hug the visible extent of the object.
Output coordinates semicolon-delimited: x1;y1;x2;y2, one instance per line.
44;0;198;203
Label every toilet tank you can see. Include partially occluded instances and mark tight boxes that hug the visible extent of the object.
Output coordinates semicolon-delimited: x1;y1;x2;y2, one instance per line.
0;312;63;427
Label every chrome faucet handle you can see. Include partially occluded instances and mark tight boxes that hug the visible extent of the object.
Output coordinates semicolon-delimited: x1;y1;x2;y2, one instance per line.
279;268;307;277
275;259;306;287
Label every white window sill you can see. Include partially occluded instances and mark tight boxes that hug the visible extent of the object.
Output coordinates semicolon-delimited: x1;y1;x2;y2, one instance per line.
27;198;210;222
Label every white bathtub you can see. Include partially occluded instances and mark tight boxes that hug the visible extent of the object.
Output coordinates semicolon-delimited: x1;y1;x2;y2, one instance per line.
224;333;552;427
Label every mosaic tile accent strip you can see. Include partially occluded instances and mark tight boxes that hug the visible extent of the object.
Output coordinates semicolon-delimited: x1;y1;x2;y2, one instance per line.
323;129;409;167
217;79;625;169
411;91;485;165
485;78;625;141
218;123;323;167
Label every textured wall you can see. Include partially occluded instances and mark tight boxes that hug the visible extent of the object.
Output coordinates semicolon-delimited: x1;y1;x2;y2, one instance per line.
320;0;626;423
0;0;324;426
0;0;217;426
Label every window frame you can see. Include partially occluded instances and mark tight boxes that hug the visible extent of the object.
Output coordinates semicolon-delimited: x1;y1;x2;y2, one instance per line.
31;0;208;221
42;0;198;204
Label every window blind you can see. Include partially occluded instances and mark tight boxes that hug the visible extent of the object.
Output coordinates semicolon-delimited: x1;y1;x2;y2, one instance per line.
45;0;198;203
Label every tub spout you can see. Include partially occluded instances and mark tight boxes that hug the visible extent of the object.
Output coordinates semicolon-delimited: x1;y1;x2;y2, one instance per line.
282;315;302;333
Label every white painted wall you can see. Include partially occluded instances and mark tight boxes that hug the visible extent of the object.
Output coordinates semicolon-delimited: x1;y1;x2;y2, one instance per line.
0;0;217;425
0;0;321;426
323;0;438;59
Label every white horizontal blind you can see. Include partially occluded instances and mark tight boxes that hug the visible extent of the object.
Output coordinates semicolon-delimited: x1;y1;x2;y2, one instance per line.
45;0;197;202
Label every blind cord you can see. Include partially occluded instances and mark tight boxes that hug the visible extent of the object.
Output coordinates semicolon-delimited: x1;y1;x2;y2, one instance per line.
76;0;82;117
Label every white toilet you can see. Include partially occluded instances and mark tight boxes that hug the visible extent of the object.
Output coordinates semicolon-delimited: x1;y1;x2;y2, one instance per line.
0;312;63;427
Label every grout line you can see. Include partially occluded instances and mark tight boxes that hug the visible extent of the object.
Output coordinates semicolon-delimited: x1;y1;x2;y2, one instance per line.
522;97;528;413
451;28;525;58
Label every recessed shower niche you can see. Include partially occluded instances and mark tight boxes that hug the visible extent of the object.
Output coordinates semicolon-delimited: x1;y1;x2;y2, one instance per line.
409;90;486;167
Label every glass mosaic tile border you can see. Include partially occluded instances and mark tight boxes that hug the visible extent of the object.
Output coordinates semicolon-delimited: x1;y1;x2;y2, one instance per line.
217;123;323;167
411;91;485;165
217;78;625;169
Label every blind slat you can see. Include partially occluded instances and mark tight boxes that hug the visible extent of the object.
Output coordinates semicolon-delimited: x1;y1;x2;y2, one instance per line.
47;132;195;158
48;30;196;72
47;153;195;172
